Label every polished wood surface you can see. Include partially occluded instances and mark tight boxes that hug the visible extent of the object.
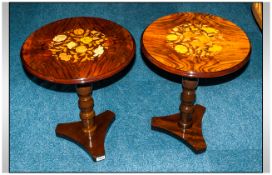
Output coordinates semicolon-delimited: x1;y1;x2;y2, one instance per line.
21;17;135;161
152;78;206;152
56;110;115;161
142;12;251;78
152;104;206;153
76;85;96;133
21;17;135;84
178;78;198;129
252;2;263;30
145;13;251;153
56;84;115;161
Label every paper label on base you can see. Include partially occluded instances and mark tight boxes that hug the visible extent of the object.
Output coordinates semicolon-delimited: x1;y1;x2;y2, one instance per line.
95;155;105;162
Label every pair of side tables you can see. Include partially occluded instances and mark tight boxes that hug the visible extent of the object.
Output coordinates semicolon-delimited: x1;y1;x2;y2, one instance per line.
21;13;251;161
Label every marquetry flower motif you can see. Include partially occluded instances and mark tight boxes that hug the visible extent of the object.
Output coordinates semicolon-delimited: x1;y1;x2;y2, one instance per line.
166;23;224;58
49;28;109;63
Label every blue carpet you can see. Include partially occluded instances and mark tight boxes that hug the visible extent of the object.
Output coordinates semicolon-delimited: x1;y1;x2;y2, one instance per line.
10;2;262;172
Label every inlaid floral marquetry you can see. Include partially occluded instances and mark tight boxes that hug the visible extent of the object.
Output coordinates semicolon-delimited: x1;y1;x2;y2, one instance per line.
21;17;135;84
166;23;224;58
21;17;136;162
142;13;252;154
49;28;109;63
142;12;251;78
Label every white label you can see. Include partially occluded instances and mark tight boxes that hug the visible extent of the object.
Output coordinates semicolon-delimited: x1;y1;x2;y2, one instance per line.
95;155;105;162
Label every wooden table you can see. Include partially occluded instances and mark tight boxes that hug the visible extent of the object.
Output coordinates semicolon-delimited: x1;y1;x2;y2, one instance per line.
21;17;135;161
141;12;251;153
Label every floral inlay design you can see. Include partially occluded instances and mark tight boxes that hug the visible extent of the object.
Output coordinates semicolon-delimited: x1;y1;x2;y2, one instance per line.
49;28;109;63
166;23;224;58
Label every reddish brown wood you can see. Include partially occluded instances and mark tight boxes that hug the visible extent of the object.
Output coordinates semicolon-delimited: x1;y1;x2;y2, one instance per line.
144;13;251;153
56;84;115;161
178;78;198;129
141;12;251;78
21;17;135;84
76;85;96;133
152;78;206;153
151;105;206;153
21;17;135;161
56;111;115;161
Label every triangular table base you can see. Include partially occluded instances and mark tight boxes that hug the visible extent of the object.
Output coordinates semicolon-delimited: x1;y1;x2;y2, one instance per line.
151;104;206;153
56;110;115;161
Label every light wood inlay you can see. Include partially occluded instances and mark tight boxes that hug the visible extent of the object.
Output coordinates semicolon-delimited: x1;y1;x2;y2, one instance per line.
142;12;251;78
49;28;109;63
21;17;135;84
21;17;135;161
166;23;224;58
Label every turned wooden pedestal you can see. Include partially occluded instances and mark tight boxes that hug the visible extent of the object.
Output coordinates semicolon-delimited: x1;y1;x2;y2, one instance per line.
21;17;135;161
56;85;115;161
142;12;251;153
151;78;206;153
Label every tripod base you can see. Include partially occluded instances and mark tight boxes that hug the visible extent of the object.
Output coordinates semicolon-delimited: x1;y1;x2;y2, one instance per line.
56;110;115;161
151;105;206;153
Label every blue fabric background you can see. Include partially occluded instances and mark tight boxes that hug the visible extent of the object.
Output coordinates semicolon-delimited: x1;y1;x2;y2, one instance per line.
10;2;262;172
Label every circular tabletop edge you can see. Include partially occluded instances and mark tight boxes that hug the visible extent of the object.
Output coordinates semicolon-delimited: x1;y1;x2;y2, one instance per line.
141;12;252;78
20;17;136;84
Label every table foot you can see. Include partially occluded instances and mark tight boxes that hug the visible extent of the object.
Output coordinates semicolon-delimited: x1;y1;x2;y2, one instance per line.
55;110;115;161
151;104;206;153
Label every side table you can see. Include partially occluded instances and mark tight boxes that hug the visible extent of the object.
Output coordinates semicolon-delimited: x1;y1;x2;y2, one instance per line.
21;17;135;161
141;12;251;153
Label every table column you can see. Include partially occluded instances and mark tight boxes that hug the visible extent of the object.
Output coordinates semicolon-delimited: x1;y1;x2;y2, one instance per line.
179;78;198;129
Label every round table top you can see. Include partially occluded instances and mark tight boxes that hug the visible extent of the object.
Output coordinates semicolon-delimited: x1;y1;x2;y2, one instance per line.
141;12;251;78
21;17;135;84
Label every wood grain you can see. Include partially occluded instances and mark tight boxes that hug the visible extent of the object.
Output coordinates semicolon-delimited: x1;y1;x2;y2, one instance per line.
142;12;251;78
21;17;135;84
56;84;115;161
178;78;198;129
56;110;115;161
152;104;206;153
76;85;96;133
152;78;207;153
